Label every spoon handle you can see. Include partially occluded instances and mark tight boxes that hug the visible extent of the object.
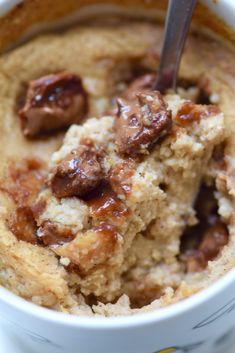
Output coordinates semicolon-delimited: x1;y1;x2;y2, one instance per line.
155;0;197;92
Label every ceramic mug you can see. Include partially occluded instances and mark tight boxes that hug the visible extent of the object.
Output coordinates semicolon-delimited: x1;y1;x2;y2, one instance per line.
0;1;235;353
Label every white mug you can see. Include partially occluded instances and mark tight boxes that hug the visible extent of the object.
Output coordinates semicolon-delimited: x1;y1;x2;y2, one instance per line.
1;270;235;353
0;1;235;352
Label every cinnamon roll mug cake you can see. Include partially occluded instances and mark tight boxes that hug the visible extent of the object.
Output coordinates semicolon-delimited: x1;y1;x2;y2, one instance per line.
0;1;235;353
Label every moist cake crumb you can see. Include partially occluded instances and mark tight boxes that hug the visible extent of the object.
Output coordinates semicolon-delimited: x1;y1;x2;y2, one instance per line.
0;20;234;316
28;91;225;304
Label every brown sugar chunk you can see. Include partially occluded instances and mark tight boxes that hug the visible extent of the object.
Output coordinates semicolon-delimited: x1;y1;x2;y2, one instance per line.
50;141;104;199
1;159;46;244
175;101;220;126
109;159;135;197
1;158;45;206
86;182;129;227
115;91;172;156
7;206;37;244
18;71;87;137
55;223;119;272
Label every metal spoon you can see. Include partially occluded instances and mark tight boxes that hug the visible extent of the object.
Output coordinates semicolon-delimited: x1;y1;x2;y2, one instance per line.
155;0;197;93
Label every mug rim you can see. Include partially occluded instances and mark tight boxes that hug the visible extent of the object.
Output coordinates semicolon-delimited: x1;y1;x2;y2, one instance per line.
0;266;235;329
0;0;235;331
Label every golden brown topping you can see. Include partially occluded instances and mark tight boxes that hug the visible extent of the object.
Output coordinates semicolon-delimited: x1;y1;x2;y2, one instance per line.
109;159;135;197
50;142;104;199
37;221;75;247
176;102;220;126
122;74;156;101
55;223;119;272
86;182;129;226
7;206;37;244
18;72;87;137
115;91;172;156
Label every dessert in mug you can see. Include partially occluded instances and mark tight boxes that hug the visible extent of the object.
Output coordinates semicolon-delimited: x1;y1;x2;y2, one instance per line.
0;5;235;316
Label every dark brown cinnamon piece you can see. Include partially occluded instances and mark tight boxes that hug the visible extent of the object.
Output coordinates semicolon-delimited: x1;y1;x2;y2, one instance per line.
18;71;87;137
115;91;172;156
51;142;104;199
